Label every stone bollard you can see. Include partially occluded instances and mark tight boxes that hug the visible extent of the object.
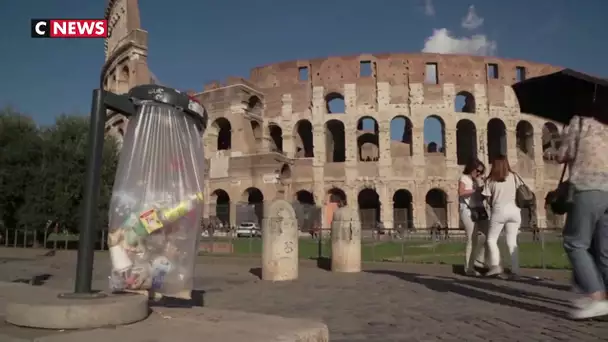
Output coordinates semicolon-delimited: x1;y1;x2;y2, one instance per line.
331;206;361;273
262;200;299;281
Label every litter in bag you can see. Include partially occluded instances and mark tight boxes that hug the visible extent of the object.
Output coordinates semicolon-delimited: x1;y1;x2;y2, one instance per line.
107;95;206;299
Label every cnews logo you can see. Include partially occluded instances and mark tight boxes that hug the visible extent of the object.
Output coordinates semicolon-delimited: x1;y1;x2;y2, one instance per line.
31;19;108;38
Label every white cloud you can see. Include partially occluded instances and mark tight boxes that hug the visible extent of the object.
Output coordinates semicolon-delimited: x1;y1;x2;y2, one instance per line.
422;28;497;56
424;0;435;17
421;5;496;56
461;5;484;30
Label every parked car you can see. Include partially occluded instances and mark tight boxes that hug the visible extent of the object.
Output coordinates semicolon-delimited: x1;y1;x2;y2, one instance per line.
236;222;261;238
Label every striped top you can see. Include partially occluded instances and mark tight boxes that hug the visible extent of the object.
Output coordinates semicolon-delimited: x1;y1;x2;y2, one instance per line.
557;115;608;192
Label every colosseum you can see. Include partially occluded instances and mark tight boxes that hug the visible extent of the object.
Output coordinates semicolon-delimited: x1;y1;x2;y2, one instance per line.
102;0;565;233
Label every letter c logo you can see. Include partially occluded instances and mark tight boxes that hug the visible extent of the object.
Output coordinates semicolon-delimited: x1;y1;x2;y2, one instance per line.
35;21;47;35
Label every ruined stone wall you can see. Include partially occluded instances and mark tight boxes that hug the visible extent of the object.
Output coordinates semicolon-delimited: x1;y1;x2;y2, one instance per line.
205;53;565;230
102;0;151;143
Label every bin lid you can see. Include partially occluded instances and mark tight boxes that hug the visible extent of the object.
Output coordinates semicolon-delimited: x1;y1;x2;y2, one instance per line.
128;84;208;132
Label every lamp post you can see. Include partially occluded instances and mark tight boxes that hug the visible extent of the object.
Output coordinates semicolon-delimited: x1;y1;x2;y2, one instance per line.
60;89;135;298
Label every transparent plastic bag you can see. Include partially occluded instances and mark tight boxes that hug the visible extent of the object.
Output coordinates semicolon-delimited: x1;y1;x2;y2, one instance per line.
107;100;205;298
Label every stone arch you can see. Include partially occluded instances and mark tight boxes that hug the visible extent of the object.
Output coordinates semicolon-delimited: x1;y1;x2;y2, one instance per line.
211;189;230;225
247;95;263;115
487;118;507;164
516;121;534;158
293;190;319;232
296;190;315;204
327;187;347;205
212;118;232;151
542;122;560;162
325;92;345;114
393;189;413;230
425;188;448;228
357;116;379;162
269;123;283;153
250;121;262;150
456;119;477;165
358;188;381;230
293;119;314;158
241;187;264;225
117;65;129;94
325;119;346;162
424;115;446;155
111;73;117;92
390;116;413;157
279;163;291;182
455;91;476;113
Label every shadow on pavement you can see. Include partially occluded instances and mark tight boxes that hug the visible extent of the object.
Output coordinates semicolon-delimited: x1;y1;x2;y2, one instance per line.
11;274;53;286
149;289;206;308
366;270;568;318
249;267;262;279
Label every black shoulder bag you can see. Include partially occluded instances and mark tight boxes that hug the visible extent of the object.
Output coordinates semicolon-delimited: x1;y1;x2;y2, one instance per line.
464;180;488;222
545;117;583;215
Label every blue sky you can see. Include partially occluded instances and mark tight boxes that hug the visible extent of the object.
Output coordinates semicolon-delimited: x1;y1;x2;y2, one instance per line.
1;0;607;146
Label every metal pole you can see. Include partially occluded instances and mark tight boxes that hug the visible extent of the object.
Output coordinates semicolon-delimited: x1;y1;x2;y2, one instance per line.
72;89;107;295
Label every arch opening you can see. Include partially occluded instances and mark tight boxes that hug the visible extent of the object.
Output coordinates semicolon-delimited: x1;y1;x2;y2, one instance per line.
211;189;230;226
393;190;413;231
294;120;314;158
357;117;379;162
325;92;345;114
327;188;347;205
516;121;534;158
425;189;448;229
325;119;345;162
279;163;291;181
456;119;477;165
487;118;507;164
240;188;264;225
455;91;476;113
542;122;560;162
293;190;319;232
269;124;283;153
424;115;446;155
250;121;262;151
212;118;232;151
247;95;263;115
117;65;129;94
390;116;413;157
358;188;381;230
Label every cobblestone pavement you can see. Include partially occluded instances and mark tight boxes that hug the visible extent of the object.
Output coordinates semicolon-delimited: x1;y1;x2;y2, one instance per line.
0;250;607;341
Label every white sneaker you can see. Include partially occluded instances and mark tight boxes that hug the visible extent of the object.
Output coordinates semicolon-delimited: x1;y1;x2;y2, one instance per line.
570;300;608;320
486;265;504;277
571;297;592;309
465;269;480;277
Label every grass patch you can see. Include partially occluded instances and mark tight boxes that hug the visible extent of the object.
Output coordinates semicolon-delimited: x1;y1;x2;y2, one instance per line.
199;237;570;269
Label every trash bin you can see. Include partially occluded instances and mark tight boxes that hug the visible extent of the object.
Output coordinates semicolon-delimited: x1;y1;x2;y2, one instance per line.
107;85;207;298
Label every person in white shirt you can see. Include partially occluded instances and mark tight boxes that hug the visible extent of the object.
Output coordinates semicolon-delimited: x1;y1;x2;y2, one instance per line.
458;158;488;276
482;156;521;277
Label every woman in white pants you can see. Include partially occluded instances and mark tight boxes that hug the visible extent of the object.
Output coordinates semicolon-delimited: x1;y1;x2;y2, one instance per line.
482;156;521;277
458;158;488;276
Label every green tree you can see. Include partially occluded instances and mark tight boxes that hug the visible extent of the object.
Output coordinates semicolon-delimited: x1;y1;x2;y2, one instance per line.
0;108;43;230
16;114;119;234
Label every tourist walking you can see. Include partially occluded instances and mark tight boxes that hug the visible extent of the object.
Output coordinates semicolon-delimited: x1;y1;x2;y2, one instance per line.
482;156;522;278
556;114;608;319
458;158;488;276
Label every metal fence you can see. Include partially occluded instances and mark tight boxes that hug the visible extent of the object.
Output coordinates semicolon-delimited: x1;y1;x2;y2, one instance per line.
0;210;568;271
195;226;566;270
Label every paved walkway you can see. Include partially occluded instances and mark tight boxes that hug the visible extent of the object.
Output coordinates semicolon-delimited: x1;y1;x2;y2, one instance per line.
0;249;606;341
